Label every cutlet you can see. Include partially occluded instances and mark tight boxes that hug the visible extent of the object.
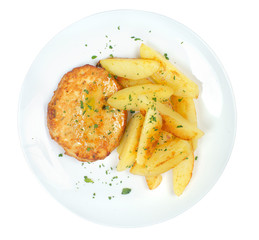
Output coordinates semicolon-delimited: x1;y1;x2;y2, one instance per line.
47;64;127;161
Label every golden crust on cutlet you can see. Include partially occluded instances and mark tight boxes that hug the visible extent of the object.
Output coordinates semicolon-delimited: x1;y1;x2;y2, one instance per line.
47;64;127;161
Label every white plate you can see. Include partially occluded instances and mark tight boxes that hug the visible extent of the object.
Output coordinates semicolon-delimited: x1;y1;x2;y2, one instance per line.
18;10;236;227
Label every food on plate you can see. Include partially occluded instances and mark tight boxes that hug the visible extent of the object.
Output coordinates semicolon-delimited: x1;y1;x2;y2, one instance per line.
47;64;127;161
107;84;174;111
136;107;162;165
99;58;161;80
117;113;144;171
140;43;199;98
48;42;204;196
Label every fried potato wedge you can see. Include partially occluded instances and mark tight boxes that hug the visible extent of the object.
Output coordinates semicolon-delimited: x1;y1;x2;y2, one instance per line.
140;44;199;98
146;138;192;171
117;113;144;171
131;138;192;176
116;77;153;88
99;58;160;80
171;96;198;149
173;151;194;196
136;107;162;165
144;131;174;189
157;102;203;140
107;84;174;111
145;175;162;190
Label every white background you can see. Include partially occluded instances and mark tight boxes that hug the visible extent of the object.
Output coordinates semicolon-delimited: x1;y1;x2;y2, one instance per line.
0;0;258;239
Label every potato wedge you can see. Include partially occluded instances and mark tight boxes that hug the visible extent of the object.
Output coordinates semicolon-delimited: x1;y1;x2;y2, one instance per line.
145;175;162;190
107;84;174;111
140;44;199;98
145;138;191;171
116;77;153;88
136;107;162;165
144;131;174;189
117;113;144;171
171;96;198;149
99;58;160;80
156;102;203;140
173;151;194;196
131;138;192;176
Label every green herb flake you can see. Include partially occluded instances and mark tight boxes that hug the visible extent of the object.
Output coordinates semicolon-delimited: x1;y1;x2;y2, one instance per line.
117;26;120;30
87;147;91;151
58;153;63;157
164;53;169;60
109;54;114;58
195;156;198;160
109;45;113;49
84;176;94;183
94;124;98;129
129;94;132;101
177;125;183;128
122;188;131;195
84;89;89;94
80;100;84;109
108;73;112;78
91;55;97;59
178;98;183;102
130;110;135;114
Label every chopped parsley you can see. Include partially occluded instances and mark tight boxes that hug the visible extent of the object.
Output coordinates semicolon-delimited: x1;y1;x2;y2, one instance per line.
87;147;91;151
80;100;84;109
91;55;97;59
58;153;63;157
109;54;114;58
195;156;198;160
178;98;183;102
84;89;89;94
117;26;120;30
131;36;142;41
94;124;98;129
129;94;132;101
121;188;131;195
176;125;183;128
84;176;94;183
164;53;169;60
149;115;157;122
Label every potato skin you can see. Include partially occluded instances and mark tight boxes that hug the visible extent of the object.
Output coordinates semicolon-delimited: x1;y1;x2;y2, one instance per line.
47;64;127;161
